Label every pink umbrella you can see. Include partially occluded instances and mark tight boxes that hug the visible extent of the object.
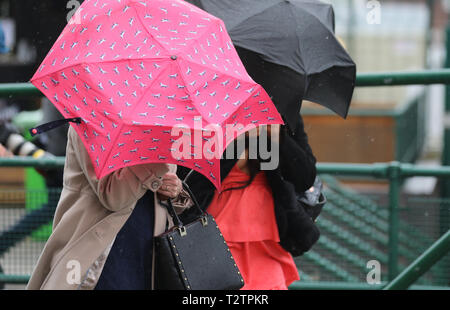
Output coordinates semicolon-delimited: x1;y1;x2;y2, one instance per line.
30;0;283;189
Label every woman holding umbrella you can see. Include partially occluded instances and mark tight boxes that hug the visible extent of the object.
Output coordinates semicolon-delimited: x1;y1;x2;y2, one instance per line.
26;0;285;290
27;125;192;290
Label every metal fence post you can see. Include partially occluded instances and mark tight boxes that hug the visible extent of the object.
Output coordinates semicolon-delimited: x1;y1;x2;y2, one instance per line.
441;23;450;286
442;23;450;237
387;161;401;280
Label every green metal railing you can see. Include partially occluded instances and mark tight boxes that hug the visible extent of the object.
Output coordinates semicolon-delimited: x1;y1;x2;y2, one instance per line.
383;230;450;290
0;157;66;169
1;69;450;99
318;162;450;285
1;158;449;288
355;69;450;87
321;175;436;262
0;83;43;98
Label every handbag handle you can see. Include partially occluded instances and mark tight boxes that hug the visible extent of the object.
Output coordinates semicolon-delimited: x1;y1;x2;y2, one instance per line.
162;180;207;233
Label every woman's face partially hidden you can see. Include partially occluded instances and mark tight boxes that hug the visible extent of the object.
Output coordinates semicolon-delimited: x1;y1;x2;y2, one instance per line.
245;124;280;139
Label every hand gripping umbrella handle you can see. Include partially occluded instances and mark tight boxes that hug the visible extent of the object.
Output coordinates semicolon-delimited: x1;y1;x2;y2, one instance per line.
163;180;206;228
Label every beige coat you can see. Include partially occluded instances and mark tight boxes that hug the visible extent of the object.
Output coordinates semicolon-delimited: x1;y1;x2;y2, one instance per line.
26;126;191;290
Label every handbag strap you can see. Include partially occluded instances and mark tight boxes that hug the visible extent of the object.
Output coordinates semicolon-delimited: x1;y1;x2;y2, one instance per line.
163;180;205;228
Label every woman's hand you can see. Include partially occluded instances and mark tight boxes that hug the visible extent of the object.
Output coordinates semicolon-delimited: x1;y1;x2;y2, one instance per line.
157;172;183;201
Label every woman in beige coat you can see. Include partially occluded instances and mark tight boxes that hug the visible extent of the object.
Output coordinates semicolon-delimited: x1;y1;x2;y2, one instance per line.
26;126;192;290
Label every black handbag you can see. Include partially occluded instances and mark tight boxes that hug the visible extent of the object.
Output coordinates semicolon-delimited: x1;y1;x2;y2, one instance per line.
154;182;245;290
297;176;327;221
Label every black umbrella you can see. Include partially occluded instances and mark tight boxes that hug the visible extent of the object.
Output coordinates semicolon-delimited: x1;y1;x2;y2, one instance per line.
186;0;356;131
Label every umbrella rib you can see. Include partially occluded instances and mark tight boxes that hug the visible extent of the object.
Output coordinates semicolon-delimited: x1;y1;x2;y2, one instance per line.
289;1;346;75
130;4;172;58
181;19;224;58
180;56;250;88
225;1;281;32
32;57;169;82
287;4;307;74
174;56;260;123
161;15;239;79
220;84;265;125
98;62;172;175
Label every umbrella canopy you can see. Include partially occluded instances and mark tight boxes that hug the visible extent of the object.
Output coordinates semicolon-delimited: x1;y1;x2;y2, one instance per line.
31;0;283;189
187;0;356;131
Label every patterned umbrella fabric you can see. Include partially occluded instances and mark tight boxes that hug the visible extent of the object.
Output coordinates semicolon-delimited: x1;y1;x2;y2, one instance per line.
31;0;283;189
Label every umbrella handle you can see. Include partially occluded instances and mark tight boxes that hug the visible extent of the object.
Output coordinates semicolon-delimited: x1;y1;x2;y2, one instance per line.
180;180;203;216
30;117;81;136
181;169;207;216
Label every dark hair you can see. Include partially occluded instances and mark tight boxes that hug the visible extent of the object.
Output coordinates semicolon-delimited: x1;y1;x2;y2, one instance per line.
221;133;268;193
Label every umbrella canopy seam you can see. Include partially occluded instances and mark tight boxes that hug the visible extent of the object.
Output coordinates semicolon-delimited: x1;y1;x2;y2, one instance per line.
130;3;173;58
201;0;280;32
287;2;307;73
226;1;280;33
33;58;171;82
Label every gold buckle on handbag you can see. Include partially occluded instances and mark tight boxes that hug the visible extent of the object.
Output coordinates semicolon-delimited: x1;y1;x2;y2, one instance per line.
178;226;187;237
201;215;208;227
